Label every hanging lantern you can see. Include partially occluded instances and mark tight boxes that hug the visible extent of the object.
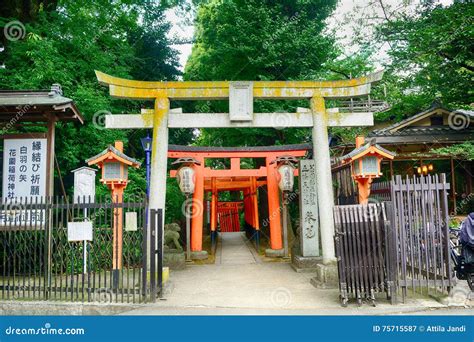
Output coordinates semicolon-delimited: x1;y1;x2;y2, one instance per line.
271;155;298;192
172;157;201;196
177;166;195;195
278;164;295;192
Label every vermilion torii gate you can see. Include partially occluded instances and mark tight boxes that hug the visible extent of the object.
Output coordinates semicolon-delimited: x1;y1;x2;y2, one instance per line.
96;71;383;264
168;144;310;256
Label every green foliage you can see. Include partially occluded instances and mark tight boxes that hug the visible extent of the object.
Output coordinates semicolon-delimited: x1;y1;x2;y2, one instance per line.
186;0;337;81
165;179;186;224
1;0;472;225
376;2;474;121
185;0;338;147
431;142;474;161
0;0;181;211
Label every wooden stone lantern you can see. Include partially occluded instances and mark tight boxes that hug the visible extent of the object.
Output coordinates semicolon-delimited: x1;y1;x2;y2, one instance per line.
86;141;140;285
340;136;395;204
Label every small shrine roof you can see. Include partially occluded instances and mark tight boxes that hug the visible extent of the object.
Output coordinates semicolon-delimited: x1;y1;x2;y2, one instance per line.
86;145;141;167
0;84;84;123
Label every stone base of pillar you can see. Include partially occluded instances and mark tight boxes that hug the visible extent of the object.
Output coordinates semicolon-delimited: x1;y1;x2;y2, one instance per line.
163;251;186;270
191;250;208;260
310;263;338;289
265;248;284;258
291;254;322;273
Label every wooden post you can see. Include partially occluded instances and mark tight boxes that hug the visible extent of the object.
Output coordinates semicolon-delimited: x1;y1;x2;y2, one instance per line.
251;177;259;230
243;188;250;227
191;157;205;251
265;157;283;250
112;186;124;270
211;178;217;232
357;178;372;204
450;157;457;214
466;161;473;197
46;115;56;197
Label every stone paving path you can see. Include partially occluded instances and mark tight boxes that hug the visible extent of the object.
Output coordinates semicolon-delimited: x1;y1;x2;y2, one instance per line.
216;232;259;265
121;231;456;315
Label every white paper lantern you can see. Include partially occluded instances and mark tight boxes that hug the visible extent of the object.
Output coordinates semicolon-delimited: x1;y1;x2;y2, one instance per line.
278;164;295;192
177;166;195;195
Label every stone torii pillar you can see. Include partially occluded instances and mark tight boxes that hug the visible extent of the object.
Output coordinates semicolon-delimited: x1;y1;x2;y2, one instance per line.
311;97;335;263
95;70;384;266
150;97;169;223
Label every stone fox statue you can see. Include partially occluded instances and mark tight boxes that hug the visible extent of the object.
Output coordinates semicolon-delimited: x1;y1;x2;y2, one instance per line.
164;223;183;252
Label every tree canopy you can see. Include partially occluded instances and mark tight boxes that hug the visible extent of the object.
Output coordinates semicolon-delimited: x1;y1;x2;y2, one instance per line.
0;0;472;220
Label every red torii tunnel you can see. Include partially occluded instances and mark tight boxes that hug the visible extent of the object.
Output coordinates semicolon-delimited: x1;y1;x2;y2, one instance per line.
168;144;311;254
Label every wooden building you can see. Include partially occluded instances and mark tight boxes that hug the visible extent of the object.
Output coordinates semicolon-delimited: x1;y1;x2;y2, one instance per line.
333;103;474;213
0;84;84;198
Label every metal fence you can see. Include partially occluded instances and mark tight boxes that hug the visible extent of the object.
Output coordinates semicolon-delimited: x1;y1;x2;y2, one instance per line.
0;196;162;303
334;202;397;307
370;180;391;202
391;174;453;300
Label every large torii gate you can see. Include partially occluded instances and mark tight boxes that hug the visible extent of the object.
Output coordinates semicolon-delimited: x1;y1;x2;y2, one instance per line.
96;71;383;264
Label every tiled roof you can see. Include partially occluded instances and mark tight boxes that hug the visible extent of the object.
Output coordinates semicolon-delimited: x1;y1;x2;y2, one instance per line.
369;126;474;137
0;84;84;123
372;103;449;135
85;145;141;167
340;140;396;161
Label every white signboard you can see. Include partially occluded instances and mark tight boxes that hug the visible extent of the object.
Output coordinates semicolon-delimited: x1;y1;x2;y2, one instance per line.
67;221;93;242
72;167;97;203
125;212;137;232
229;81;253;121
3;138;47;200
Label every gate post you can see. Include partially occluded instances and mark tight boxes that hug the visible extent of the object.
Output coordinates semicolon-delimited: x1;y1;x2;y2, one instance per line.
148;97;169;267
311;97;336;264
265;157;283;255
191;157;205;253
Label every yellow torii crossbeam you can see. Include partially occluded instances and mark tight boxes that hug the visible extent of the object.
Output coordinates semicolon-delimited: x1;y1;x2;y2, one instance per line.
96;70;382;100
96;70;384;264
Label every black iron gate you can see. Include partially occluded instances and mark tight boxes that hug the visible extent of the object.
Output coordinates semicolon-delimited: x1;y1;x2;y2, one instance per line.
334;174;453;306
391;174;453;300
334;202;398;306
0;196;163;303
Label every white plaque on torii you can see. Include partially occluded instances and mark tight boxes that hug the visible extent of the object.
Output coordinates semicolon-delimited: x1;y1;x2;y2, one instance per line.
229;81;253;121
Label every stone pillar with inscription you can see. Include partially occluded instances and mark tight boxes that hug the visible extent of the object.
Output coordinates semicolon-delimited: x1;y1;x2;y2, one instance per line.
291;159;322;272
